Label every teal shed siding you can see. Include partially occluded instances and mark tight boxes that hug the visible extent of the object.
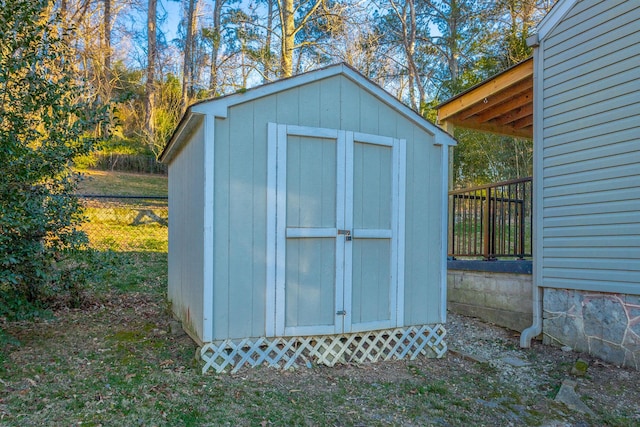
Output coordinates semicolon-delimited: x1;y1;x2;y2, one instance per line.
167;118;206;339
160;65;455;344
539;0;640;294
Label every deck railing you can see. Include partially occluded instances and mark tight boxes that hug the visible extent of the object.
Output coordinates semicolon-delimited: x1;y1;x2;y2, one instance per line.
448;177;532;260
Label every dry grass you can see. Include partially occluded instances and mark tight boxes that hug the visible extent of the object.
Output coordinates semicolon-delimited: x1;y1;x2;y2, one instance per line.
75;169;167;197
1;171;638;426
2;251;639;426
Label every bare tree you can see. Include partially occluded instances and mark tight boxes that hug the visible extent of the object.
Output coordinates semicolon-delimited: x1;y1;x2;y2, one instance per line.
387;0;424;110
145;0;157;143
181;0;198;112
277;0;324;77
103;0;112;100
263;0;276;81
207;0;223;95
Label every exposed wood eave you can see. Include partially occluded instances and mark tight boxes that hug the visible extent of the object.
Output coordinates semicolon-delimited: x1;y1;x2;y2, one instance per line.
436;57;534;139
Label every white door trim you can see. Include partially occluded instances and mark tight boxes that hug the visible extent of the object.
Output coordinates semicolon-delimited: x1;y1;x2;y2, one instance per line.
266;123;405;337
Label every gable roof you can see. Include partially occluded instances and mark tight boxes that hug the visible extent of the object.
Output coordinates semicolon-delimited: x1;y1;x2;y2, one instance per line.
159;62;456;164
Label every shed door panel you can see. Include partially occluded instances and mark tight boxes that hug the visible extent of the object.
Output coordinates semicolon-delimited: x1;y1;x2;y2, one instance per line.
285;238;336;329
270;124;404;338
286;135;336;228
283;133;342;335
347;136;397;332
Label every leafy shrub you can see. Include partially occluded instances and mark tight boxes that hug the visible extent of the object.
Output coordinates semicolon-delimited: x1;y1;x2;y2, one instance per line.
0;0;109;311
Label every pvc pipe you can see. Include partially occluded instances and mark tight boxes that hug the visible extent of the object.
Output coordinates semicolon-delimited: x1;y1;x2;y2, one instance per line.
521;34;543;349
520;286;542;347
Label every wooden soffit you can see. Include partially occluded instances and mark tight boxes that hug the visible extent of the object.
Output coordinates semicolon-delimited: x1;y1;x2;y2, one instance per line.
436;57;533;139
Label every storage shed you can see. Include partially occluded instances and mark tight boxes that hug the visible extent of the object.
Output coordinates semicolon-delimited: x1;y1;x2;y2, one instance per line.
159;63;456;373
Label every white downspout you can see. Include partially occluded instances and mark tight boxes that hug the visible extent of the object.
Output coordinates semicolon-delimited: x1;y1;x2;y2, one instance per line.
521;34;543;348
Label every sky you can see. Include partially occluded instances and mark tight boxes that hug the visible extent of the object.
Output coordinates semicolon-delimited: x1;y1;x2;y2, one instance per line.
159;0;182;43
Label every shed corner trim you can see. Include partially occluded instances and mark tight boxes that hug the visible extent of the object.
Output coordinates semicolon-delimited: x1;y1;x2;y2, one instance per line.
433;132;457;147
191;101;229;119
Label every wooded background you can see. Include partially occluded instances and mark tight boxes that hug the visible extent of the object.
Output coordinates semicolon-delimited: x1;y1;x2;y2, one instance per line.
59;0;554;185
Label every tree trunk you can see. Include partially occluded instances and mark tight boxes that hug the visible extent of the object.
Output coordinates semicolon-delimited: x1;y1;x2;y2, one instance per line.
278;0;323;78
208;0;223;95
181;0;197;112
145;0;157;145
60;0;67;24
103;0;112;100
279;0;295;78
447;0;460;82
263;0;274;82
404;0;419;110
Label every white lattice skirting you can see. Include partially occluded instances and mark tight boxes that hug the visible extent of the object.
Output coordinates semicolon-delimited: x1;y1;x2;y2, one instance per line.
199;324;447;373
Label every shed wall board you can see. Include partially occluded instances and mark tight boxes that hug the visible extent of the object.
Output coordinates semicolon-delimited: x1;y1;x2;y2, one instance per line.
212;100;273;341
404;126;444;325
539;0;640;296
206;74;445;340
167;120;205;339
340;85;444;325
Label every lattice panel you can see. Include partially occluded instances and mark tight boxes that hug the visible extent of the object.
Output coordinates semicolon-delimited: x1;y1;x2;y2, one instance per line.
200;324;447;373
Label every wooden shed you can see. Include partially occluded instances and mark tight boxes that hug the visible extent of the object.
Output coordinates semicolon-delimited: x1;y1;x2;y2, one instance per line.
159;63;456;373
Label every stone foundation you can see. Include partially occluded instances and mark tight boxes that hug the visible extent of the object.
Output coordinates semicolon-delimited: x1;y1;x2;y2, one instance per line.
543;289;640;370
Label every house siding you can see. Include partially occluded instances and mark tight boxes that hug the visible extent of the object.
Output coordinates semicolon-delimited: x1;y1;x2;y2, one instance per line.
540;0;640;295
210;75;444;340
167;119;205;340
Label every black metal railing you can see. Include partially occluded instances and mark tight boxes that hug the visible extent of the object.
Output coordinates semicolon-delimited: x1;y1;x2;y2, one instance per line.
449;177;532;260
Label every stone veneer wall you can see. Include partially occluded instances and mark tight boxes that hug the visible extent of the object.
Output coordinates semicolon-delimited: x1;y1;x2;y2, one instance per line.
543;289;640;370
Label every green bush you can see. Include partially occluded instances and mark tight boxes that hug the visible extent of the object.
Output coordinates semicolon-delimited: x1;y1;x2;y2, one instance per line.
0;0;109;311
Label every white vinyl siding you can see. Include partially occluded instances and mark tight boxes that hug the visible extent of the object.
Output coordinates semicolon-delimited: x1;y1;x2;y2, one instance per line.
539;0;640;294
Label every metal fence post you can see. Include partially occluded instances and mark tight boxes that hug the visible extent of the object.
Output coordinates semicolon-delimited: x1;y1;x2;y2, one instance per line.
483;187;490;259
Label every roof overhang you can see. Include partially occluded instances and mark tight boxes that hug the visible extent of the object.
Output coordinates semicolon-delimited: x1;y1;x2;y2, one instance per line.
436;57;533;139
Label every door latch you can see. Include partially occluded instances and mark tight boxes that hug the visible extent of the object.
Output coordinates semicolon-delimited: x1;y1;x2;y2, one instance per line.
336;310;347;316
337;229;352;241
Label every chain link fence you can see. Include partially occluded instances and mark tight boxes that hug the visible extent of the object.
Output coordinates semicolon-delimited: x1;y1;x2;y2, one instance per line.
78;195;168;252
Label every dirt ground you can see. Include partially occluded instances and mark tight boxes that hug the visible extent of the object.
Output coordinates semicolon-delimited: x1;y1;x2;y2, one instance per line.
2;291;639;426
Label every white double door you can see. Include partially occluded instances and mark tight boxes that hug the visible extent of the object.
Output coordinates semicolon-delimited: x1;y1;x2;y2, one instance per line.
268;124;405;337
